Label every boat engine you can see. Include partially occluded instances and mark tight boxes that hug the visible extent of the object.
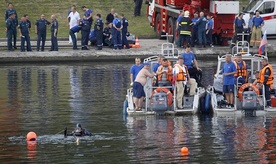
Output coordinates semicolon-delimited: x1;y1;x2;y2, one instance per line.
151;92;169;112
242;91;258;111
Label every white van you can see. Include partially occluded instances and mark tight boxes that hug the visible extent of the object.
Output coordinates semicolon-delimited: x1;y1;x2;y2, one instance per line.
243;0;276;35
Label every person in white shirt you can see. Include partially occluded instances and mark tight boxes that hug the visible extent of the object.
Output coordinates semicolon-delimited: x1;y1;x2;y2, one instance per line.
173;56;197;109
68;5;80;44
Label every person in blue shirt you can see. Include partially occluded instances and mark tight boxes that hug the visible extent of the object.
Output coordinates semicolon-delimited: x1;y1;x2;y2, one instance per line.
130;57;143;86
18;16;32;52
82;6;93;27
232;13;245;46
195;12;207;48
5;3;18;50
69;24;82;50
222;54;237;108
112;13;122;50
250;11;264;47
247;12;254;43
94;14;104;50
35;14;51;51
80;17;90;50
206;15;214;47
191;12;199;47
181;45;202;86
175;11;184;46
121;14;130;49
89;29;97;46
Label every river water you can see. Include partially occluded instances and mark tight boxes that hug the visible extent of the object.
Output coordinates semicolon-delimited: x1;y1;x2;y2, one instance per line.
1;60;276;163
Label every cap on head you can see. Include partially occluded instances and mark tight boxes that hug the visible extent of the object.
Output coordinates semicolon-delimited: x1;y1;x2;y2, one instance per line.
9;12;15;16
250;12;254;15
76;123;82;128
143;62;150;66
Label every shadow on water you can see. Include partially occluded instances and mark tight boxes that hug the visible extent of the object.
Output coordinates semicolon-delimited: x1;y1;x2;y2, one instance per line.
0;61;276;163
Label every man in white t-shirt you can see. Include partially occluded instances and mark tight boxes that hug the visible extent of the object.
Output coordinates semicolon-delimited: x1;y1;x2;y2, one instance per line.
68;5;80;43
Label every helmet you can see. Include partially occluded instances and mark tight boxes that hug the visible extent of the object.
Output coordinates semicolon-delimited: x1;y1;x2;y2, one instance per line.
184;11;190;17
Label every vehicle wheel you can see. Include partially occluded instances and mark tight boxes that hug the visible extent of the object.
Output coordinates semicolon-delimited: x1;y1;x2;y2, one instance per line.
167;17;175;43
155;13;162;39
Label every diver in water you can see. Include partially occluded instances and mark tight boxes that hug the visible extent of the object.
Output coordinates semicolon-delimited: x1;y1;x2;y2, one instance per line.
64;123;92;137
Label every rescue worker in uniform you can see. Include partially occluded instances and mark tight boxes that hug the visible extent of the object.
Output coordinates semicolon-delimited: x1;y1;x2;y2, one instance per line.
156;58;173;86
103;23;113;47
6;13;16;51
94;14;104;50
50;15;58;51
18;16;32;52
69;23;82;50
195;12;207;48
259;58;274;108
232;13;245;47
233;54;248;85
112;13;122;50
191;12;198;47
121;14;130;49
35;14;50;51
178;11;193;47
5;3;18;50
250;11;264;47
89;29;97;46
81;6;93;28
80;16;90;50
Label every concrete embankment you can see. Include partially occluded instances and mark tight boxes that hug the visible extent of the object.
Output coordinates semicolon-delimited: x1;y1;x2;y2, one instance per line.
0;39;275;63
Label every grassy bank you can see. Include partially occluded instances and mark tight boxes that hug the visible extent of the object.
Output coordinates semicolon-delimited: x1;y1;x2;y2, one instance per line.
0;0;250;39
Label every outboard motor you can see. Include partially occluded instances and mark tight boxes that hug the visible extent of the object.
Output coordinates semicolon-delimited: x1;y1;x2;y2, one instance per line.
242;91;258;116
151;92;169;112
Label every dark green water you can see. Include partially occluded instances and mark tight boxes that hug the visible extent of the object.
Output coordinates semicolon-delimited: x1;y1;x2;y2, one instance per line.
0;61;276;163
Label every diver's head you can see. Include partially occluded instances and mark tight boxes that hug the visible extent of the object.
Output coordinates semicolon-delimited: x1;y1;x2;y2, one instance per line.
76;123;82;128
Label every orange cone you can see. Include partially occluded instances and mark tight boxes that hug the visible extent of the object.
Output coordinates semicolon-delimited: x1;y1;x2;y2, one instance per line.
134;36;141;48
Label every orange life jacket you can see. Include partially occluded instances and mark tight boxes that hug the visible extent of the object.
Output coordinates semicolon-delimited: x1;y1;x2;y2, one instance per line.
175;64;188;81
157;65;173;81
259;64;274;86
234;61;247;78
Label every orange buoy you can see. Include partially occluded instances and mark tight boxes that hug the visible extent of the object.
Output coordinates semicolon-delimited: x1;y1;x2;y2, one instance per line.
181;147;189;155
26;132;37;141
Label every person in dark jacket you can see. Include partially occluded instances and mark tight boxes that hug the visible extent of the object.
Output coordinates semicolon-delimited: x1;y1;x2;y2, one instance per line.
18;16;32;52
178;11;193;47
35;14;50;51
121;14;130;49
5;3;18;50
69;24;82;50
6;13;16;51
195;12;207;48
134;0;143;17
106;8;115;24
80;16;91;50
94;14;104;50
103;23;113;47
50;15;58;51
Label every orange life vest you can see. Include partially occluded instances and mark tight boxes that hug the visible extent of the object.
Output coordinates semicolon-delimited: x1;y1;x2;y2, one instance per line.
175;64;188;81
259;64;274;86
234;61;247;78
157;65;173;81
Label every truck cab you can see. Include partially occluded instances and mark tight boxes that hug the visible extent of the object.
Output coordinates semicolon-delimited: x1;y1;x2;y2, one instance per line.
243;0;276;35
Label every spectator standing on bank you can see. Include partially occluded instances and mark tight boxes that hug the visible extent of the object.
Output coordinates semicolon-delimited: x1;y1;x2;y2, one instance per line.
18;16;32;52
195;12;207;48
82;6;93;28
232;13;245;46
80;16;91;50
121;14;130;49
106;8;115;24
6;13;16;51
191;12;199;47
247;12;254;43
250;11;264;47
24;14;31;30
50;15;58;51
206;15;214;47
94;14;104;50
35;14;50;51
134;0;143;17
112;13;122;50
5;3;18;50
68;5;80;44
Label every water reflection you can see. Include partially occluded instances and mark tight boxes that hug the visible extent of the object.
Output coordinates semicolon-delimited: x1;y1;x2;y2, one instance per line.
0;61;276;163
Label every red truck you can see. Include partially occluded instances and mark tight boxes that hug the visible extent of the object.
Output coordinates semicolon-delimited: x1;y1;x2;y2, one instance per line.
147;0;239;45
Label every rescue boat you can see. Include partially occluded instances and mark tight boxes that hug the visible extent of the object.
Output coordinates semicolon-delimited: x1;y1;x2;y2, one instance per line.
209;34;276;116
123;34;206;116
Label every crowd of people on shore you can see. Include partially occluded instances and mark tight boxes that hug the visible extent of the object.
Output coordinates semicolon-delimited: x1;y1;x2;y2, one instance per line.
5;1;144;52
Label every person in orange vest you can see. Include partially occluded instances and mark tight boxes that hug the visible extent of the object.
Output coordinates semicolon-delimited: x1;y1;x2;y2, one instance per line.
259;58;274;108
156;58;173;86
234;54;249;85
173;56;197;109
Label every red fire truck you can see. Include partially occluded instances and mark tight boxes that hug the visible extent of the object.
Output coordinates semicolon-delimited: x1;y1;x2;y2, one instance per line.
147;0;239;45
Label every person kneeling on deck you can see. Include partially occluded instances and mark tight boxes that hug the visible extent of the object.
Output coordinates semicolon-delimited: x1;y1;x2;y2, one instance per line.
133;62;156;111
181;45;203;86
173;56;197;109
156;58;173;86
222;54;237;109
64;123;92;137
259;58;274;108
234;53;249;85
